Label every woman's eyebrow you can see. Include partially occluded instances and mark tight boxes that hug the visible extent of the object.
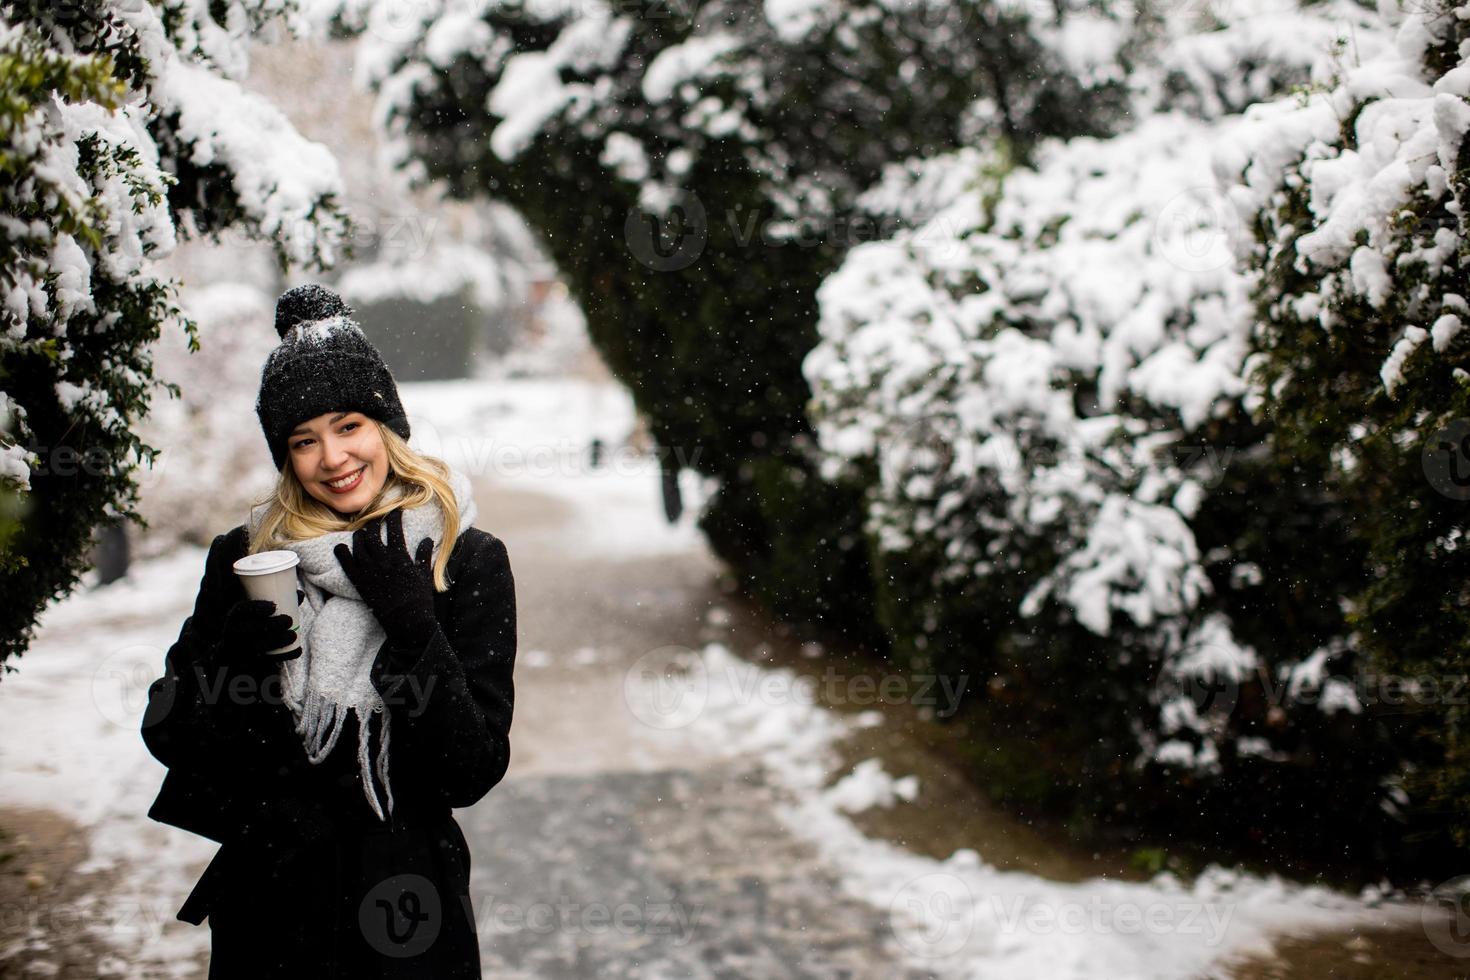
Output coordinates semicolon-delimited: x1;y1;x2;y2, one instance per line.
291;411;351;436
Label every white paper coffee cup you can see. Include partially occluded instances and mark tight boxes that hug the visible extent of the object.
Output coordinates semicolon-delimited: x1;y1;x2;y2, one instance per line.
232;551;302;657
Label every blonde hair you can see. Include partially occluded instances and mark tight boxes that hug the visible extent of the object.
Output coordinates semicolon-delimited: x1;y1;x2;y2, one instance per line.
247;419;460;591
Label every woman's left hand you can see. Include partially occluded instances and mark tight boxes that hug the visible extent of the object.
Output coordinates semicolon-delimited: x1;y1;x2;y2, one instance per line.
333;508;439;647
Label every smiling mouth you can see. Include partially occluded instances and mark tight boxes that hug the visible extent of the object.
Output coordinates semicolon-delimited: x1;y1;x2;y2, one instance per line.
324;465;366;493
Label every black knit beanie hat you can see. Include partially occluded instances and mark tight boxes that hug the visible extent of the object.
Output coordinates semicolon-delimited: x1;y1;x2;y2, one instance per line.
256;284;411;472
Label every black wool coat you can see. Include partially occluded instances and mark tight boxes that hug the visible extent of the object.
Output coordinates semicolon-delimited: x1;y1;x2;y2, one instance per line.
140;521;516;980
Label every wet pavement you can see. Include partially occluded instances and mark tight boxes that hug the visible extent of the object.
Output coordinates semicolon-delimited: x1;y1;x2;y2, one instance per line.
462;766;936;979
464;480;938;978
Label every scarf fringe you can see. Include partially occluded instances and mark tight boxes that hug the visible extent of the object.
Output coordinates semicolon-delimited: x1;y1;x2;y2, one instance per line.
283;665;396;821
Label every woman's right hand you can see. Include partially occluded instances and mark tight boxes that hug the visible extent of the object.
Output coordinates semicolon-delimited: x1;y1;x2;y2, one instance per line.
217;595;301;663
201;595;303;725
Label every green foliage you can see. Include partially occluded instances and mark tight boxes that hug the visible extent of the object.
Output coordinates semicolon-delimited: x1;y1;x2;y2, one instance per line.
1238;0;1470;856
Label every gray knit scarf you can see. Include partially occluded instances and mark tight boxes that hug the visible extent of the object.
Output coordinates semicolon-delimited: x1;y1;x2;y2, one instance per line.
246;464;477;822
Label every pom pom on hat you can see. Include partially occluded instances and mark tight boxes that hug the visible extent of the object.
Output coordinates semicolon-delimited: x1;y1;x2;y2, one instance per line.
274;283;355;339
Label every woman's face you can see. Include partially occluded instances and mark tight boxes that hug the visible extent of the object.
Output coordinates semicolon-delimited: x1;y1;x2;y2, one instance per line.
287;411;388;517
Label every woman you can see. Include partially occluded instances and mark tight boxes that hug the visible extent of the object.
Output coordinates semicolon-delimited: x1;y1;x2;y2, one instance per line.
139;284;516;979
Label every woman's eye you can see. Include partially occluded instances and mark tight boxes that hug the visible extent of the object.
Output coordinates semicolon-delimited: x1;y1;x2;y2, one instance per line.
292;422;355;449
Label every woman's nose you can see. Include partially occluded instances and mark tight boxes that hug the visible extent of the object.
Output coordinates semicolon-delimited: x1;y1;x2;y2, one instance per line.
320;434;351;470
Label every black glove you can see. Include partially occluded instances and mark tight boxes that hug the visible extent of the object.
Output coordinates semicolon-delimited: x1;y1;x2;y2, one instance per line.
333;508;439;648
216;595;303;663
199;595;301;700
196;595;304;753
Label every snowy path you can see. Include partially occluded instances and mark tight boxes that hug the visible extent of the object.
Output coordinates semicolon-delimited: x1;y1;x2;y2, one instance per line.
0;377;1434;979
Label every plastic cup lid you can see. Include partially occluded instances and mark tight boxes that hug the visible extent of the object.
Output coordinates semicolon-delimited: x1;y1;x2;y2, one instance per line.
233;551;301;575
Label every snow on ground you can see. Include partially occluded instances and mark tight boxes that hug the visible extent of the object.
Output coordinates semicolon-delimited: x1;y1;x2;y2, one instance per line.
625;642;1424;980
0;376;704;976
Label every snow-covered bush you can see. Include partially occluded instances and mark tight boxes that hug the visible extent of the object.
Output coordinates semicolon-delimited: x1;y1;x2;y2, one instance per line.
0;0;350;672
803;0;1430;856
1221;0;1470;848
311;0;1131;632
